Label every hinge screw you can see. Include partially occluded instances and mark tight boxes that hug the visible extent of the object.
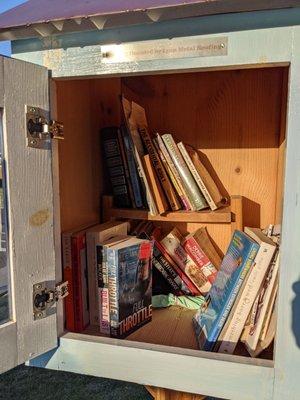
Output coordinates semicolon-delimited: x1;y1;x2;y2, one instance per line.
36;312;43;319
30;139;37;146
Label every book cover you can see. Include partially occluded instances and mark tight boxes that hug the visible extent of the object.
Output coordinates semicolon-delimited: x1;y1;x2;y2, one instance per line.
102;126;132;208
143;154;169;214
217;228;277;354
120;125;144;209
193;230;259;351
182;235;218;285
185;145;225;207
161;228;211;295
154;134;191;210
242;250;280;352
107;236;153;338
192;227;223;270
177;142;218;211
130;101;181;211
122;96;158;215
162;134;208;211
86;221;128;326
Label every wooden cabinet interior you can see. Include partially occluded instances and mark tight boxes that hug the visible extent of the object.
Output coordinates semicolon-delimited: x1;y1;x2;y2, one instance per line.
55;66;288;358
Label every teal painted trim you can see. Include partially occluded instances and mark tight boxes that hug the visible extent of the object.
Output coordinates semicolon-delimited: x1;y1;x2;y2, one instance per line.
12;7;300;55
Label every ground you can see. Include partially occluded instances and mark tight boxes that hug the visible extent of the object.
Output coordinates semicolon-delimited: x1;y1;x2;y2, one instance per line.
0;365;153;400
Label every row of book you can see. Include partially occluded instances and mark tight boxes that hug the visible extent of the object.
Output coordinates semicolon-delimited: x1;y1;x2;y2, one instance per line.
193;225;280;357
102;96;225;215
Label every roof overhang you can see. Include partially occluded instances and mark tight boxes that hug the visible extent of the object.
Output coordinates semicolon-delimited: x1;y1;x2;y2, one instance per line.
1;0;300;41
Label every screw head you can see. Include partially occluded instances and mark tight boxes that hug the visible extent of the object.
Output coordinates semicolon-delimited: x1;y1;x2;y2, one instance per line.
221;43;225;48
30;139;37;146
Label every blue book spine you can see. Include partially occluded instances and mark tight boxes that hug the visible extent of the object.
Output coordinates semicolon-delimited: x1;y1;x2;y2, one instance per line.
121;126;144;208
107;247;119;337
204;243;259;351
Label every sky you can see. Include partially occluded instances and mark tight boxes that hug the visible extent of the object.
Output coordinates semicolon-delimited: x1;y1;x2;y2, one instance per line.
0;0;28;56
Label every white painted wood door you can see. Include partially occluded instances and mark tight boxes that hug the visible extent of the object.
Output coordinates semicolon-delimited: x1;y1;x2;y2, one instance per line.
0;56;57;373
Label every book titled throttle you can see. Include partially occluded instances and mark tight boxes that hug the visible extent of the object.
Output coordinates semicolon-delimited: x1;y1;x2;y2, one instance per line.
193;230;259;351
102;126;132;208
107;236;153;338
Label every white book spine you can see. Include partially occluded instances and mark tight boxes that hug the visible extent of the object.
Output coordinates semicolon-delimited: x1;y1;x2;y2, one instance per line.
245;252;280;352
218;242;276;354
177;142;218;211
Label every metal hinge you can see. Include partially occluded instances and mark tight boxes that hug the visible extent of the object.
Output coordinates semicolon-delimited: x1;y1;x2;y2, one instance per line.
33;280;69;320
26;106;64;150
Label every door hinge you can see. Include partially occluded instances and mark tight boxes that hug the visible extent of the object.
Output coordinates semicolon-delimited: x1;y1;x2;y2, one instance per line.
26;105;64;150
33;280;69;320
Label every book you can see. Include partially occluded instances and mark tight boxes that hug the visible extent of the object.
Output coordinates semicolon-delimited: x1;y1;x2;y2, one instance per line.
122;97;158;215
161;228;211;295
162;134;208;211
217;227;277;354
143;154;168;214
185;145;225;207
154;240;198;296
153;136;187;209
177;142;218;211
101;126;132;208
193;230;259;351
130;101;181;211
107;236;153;338
182;234;218;285
117;128;136;207
62;223;94;332
192;227;222;270
97;235;130;335
86;221;128;326
242;250;280;352
71;229;90;332
120;125;144;209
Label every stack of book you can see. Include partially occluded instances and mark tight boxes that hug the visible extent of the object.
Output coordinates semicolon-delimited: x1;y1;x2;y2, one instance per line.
193;225;280;357
102;96;225;215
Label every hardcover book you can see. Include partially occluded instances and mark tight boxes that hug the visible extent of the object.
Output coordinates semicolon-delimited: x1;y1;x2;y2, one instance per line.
217;227;277;354
161;228;211;295
107;236;153;338
162;134;208;211
192;227;223;270
86;221;128;327
193;230;259;351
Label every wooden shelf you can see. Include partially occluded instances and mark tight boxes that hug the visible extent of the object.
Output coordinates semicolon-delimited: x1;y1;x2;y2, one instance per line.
103;195;234;224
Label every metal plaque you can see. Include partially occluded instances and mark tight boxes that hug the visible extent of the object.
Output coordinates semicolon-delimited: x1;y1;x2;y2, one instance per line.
101;36;228;63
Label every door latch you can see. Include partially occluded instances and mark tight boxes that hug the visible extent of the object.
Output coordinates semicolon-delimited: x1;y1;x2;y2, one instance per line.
26;106;64;150
33;281;69;320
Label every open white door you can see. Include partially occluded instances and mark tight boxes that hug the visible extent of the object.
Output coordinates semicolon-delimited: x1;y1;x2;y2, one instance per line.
0;56;58;373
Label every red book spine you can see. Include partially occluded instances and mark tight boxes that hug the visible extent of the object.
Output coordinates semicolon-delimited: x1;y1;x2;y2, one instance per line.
71;235;86;332
182;237;217;284
62;233;75;332
155;240;200;296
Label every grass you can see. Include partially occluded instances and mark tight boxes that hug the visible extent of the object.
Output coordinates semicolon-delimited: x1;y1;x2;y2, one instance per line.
0;365;153;400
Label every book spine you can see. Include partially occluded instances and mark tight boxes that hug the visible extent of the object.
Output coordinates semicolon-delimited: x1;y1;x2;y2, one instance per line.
155;134;191;210
86;233;98;326
121;126;144;208
154;241;199;296
207;244;258;350
118;129;136;208
71;236;84;332
107;247;119;337
97;245;110;335
102;127;132;208
139;127;181;211
162;134;207;211
182;236;217;284
177;142;218;211
218;243;276;354
62;233;75;332
152;256;182;295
